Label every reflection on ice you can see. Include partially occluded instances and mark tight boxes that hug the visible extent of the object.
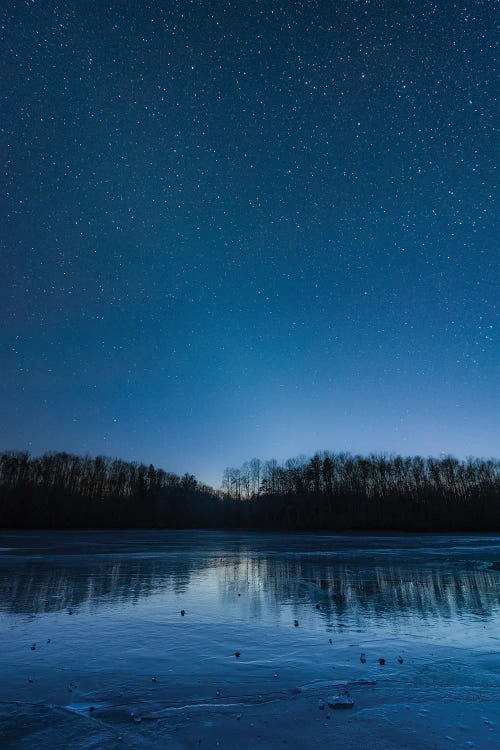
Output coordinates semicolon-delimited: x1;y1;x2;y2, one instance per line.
0;531;498;750
0;536;498;630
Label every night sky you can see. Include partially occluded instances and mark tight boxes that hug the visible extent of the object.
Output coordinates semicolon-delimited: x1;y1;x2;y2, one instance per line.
1;1;498;486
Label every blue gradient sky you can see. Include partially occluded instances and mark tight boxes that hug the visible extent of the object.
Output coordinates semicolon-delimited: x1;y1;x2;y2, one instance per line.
1;1;498;486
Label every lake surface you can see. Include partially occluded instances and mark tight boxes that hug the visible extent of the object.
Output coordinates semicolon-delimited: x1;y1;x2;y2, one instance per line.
0;530;498;749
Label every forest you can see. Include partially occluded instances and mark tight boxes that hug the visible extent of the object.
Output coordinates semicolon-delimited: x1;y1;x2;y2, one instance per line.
0;450;498;531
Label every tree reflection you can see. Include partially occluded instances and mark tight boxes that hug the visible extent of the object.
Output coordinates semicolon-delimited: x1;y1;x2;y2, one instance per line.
0;541;497;628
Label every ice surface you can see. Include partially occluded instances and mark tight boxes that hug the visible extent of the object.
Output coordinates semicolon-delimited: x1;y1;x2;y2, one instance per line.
0;530;498;748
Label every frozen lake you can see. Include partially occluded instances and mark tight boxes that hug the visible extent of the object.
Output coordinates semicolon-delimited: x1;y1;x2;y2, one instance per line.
0;530;498;749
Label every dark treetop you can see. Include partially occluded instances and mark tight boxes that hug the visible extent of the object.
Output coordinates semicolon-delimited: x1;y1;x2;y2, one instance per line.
1;450;498;531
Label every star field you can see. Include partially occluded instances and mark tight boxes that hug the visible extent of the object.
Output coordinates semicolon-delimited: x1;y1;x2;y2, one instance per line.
1;1;498;485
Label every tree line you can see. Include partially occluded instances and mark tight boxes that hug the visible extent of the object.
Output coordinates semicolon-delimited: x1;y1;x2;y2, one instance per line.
0;450;498;530
221;452;499;530
0;451;221;528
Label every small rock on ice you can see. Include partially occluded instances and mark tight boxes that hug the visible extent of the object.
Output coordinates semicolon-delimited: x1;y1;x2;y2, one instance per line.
327;692;354;709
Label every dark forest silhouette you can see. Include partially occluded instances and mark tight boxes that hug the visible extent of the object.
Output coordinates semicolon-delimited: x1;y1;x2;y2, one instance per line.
0;450;498;531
